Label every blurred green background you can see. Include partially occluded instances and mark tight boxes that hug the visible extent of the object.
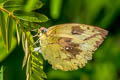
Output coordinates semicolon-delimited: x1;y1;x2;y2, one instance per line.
0;0;120;80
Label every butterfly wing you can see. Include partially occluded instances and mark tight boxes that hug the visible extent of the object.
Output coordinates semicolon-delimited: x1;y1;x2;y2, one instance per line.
40;23;108;71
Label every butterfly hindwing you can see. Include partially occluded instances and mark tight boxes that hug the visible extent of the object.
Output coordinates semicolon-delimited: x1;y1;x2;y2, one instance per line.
40;23;108;71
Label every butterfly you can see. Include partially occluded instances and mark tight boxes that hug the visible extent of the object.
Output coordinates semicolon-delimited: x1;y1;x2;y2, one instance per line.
38;23;108;71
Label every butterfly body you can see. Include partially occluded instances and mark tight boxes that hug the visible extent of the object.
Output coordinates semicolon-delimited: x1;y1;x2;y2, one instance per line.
39;23;108;71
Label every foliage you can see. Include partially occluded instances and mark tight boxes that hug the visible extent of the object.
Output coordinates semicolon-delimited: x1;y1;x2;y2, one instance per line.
0;0;48;80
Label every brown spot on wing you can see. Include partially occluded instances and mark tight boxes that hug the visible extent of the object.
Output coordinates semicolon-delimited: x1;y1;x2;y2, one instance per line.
58;37;82;57
58;37;72;46
71;26;85;35
69;43;79;47
94;40;103;48
95;27;108;38
87;27;90;30
96;41;101;46
65;46;82;57
58;37;72;42
84;33;100;41
84;27;108;41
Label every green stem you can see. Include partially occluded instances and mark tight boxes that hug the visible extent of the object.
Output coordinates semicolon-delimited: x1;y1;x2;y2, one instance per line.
0;7;17;20
0;7;25;35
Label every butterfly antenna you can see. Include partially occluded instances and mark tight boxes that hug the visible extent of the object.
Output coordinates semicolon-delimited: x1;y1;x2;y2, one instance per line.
32;33;39;37
31;29;38;32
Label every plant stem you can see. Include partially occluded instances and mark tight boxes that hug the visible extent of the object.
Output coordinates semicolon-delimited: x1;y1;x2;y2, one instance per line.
0;7;17;21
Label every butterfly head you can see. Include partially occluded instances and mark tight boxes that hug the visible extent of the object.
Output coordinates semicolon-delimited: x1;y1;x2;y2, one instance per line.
39;27;47;34
38;27;48;39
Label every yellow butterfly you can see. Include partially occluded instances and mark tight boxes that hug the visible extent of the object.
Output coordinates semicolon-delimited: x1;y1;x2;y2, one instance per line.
38;23;108;71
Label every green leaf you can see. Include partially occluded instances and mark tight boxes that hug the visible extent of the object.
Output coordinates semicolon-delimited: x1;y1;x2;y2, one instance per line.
3;0;43;11
31;69;46;80
16;24;21;44
28;52;47;80
13;10;48;22
23;37;29;68
26;54;31;80
23;32;46;80
3;1;25;11
22;32;30;68
32;64;47;78
20;20;42;31
0;23;16;62
22;32;25;52
6;15;13;51
22;32;26;67
0;10;6;45
25;0;43;11
0;35;7;62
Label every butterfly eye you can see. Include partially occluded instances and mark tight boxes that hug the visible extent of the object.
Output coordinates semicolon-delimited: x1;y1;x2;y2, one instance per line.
41;29;47;33
40;27;47;34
